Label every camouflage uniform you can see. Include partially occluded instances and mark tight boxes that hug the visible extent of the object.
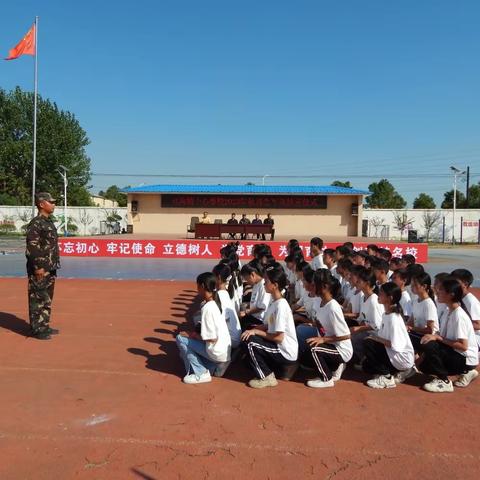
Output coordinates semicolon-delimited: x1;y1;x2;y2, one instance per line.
26;214;60;334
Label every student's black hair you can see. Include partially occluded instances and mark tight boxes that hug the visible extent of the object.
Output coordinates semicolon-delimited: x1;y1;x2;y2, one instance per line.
335;245;352;258
343;241;354;249
380;282;403;315
411;272;435;304
310;237;324;249
450;269;474;287
290;246;304;258
405;263;425;284
302;264;314;278
295;259;309;273
337;257;353;270
240;259;264;278
212;263;234;299
392;268;409;283
253;243;272;259
367;244;379;253
390;257;402;267
264;262;288;291
287;239;300;253
351;264;367;277
261;254;276;265
371;258;390;274
322;248;335;258
434;272;451;283
357;268;377;290
303;266;315;284
313;268;344;303
440;278;464;304
196;272;222;312
402;253;416;265
352;250;368;260
377;248;392;261
220;241;239;259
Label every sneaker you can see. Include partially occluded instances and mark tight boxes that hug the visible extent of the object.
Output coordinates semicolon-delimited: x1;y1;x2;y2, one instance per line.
213;361;231;378
306;378;335;388
183;371;212;384
423;378;454;393
331;363;346;382
453;369;479;388
31;331;51;340
248;372;278;389
394;367;417;385
366;375;396;389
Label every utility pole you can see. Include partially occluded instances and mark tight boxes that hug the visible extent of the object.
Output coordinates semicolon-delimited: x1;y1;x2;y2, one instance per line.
465;166;470;208
450;166;466;244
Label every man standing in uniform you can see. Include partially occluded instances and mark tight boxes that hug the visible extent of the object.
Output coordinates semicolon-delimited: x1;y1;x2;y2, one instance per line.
263;213;275;240
26;192;61;340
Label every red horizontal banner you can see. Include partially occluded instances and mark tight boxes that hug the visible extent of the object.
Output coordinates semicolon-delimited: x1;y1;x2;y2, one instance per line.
58;239;428;262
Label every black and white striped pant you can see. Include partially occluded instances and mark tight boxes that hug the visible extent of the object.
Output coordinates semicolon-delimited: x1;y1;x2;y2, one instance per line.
243;335;296;379
310;343;343;382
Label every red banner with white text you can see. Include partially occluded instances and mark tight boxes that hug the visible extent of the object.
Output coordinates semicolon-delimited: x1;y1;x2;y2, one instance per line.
58;239;428;262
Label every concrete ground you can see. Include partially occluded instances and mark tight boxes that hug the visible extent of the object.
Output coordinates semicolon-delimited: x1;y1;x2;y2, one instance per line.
0;278;479;480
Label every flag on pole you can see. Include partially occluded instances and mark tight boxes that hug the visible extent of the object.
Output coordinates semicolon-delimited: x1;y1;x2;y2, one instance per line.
5;23;36;60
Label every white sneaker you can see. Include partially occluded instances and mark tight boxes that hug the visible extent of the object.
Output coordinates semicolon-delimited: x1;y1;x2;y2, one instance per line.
394;366;417;385
248;372;278;389
453;369;479;388
331;363;346;382
423;378;454;393
366;375;396;389
183;371;212;384
306;378;335;388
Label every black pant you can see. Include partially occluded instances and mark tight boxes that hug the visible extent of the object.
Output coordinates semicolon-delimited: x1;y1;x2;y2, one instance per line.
409;331;424;352
309;343;343;381
363;338;398;375
419;340;472;380
240;314;263;332
243;335;296;379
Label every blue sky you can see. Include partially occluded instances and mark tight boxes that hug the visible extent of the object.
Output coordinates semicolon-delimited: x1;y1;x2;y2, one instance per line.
1;0;479;206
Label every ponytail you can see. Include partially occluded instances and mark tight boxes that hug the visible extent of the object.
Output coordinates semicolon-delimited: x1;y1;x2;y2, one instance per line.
412;272;436;305
380;282;403;316
196;272;222;313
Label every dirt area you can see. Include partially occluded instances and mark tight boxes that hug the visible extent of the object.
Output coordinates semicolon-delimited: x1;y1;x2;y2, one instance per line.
0;278;479;480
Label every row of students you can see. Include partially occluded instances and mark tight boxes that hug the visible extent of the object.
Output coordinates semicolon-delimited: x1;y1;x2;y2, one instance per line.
176;239;479;392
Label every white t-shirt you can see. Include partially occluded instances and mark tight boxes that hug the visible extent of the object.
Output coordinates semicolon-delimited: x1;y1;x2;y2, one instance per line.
265;298;298;361
463;293;480;348
340;278;351;301
377;312;415;370
412;297;439;332
330;265;340;280
440;306;479;366
359;293;384;332
400;290;412;318
217;290;242;348
200;300;232;362
349;289;364;315
286;268;296;285
311;255;325;270
250;279;271;321
437;302;449;332
314;299;353;362
295;278;305;302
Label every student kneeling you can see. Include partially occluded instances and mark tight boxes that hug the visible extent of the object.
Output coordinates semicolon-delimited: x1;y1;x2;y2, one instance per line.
176;273;231;384
363;282;415;389
241;263;298;389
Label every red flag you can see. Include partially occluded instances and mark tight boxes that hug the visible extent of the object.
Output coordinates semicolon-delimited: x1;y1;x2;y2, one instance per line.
5;24;36;60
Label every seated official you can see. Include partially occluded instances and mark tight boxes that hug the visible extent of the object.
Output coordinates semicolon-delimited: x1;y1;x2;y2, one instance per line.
263;213;275;240
199;211;212;224
252;213;262;239
227;213;239;239
239;214;250;239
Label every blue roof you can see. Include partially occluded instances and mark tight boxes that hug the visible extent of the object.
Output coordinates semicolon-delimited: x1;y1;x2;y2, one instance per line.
123;184;369;195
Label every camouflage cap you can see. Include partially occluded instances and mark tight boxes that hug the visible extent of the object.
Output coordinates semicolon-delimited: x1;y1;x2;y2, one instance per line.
35;192;56;204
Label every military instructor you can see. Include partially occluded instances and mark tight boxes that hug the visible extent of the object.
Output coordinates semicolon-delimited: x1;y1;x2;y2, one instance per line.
26;192;61;340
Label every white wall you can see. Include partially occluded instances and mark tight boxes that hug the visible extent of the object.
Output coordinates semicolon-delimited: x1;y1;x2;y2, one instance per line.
363;208;480;242
0;206;128;235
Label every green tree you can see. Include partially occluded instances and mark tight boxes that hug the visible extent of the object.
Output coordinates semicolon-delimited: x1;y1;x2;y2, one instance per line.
100;185;128;207
413;193;436;209
365;179;406;209
441;190;466;209
466;183;480;208
0;86;92;206
331;180;352;188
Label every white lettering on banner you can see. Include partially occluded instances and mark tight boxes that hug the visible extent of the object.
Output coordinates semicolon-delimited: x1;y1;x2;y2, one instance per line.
63;242;75;254
75;242;87;254
176;243;187;256
246;244;254;257
107;242;118;255
405;247;418;258
304;246;311;258
145;243;156;255
391;247;403;258
201;244;213;256
188;243;200;256
236;245;245;257
119;242;131;255
88;243;100;254
163;243;174;255
279;245;288;257
132;243;143;255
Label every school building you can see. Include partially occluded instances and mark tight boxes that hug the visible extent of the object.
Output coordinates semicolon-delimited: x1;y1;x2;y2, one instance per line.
123;184;369;237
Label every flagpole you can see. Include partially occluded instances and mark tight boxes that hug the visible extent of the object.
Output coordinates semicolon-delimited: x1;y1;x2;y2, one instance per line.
31;16;38;218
